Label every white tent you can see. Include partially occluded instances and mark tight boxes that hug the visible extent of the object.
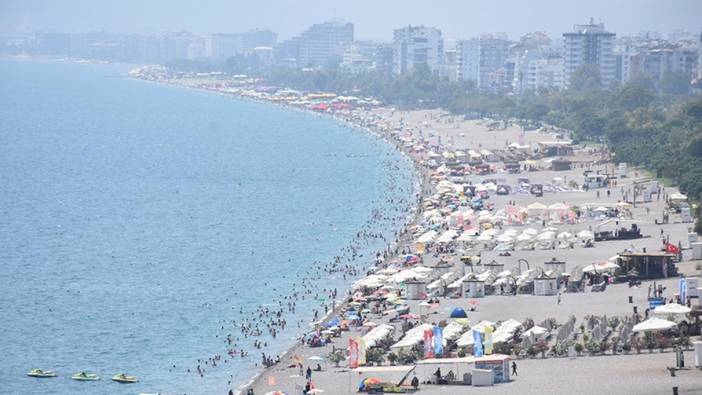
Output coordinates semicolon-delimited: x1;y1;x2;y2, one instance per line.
455;320;495;347
493;319;523;344
527;202;548;217
443;321;470;344
548;202;569;211
522;325;548;340
632;317;676;332
362;324;395;348
391;323;434;350
437;229;459;244
416;230;438;244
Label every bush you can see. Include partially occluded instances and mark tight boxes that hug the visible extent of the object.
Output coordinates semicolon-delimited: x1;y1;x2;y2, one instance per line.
610;336;620;354
457;349;466;358
622;341;631;354
329;350;345;367
397;349;418;365
386;352;398;366
585;339;601;355
522;318;535;331
574;343;584;355
366;348;385;366
535;340;549;358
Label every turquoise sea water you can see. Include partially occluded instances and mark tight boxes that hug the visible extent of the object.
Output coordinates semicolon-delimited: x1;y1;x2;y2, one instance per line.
0;58;414;394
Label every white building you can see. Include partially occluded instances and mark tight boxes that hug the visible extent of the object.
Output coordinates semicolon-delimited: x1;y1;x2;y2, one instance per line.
457;35;510;90
276;21;353;68
563;19;616;87
526;57;565;91
392;25;444;75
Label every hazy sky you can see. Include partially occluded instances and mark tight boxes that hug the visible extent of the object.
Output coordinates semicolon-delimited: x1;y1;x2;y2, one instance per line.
2;0;701;41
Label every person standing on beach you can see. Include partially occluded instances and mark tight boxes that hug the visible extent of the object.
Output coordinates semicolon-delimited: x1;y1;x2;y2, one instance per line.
512;361;518;376
306;366;312;380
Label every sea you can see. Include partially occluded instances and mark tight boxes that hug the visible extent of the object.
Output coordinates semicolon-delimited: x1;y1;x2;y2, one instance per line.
0;57;415;395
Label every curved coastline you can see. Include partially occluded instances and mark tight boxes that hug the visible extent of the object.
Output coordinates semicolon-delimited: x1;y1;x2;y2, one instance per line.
127;72;427;392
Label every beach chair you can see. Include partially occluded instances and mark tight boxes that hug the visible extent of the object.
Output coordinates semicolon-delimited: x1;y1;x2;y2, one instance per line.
591;281;607;292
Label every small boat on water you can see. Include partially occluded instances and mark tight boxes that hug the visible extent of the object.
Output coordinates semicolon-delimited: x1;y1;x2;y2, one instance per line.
27;368;57;378
112;373;138;383
71;371;99;381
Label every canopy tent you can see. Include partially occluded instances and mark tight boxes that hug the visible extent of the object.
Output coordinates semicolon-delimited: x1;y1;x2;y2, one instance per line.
390;323;434;350
362;324;395;348
442;321;470;343
632;317;676;332
455;320;495;347
437;229;459;244
493;319;523;344
669;193;688;201
522;325;548;340
416;230;439;244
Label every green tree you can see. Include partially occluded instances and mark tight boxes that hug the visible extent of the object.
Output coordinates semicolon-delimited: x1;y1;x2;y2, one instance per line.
660;71;691;95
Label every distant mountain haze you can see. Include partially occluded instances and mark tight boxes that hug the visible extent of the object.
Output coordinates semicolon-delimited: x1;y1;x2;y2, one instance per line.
1;0;701;40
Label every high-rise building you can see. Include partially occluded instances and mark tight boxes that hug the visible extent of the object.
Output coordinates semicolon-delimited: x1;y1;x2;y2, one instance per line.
208;33;245;59
279;21;353;68
392;25;444;76
698;29;702;80
457;35;510;90
209;30;277;59
562;18;616;87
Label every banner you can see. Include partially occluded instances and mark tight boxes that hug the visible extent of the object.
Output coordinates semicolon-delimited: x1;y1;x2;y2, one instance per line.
679;277;687;302
349;338;359;368
484;325;494;355
423;329;434;359
357;337;367;366
473;330;483;357
433;326;444;356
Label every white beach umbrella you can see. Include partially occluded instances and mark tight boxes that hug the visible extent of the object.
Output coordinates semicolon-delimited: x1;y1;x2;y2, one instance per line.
557;231;573;239
653;303;692;316
523;227;539;235
516;233;534;242
582;261;620;273
536;231;555;241
632;317;676;333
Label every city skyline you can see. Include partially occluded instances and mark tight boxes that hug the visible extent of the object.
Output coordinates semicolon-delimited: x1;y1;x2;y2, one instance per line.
2;0;701;41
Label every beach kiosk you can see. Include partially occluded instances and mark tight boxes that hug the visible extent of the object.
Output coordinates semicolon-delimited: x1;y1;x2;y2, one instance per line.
544;257;566;282
405;280;427;300
618;252;678;279
474;354;512;383
483;260;505;274
463;278;485;298
533;272;558;296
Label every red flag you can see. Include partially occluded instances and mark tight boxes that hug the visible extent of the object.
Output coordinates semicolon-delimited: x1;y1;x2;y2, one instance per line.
666;243;680;254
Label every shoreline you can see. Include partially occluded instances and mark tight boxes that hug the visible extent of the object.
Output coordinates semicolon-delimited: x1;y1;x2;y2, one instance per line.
127;71;431;392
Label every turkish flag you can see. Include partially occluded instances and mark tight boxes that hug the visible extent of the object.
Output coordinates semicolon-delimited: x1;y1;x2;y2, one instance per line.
666;243;680;254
